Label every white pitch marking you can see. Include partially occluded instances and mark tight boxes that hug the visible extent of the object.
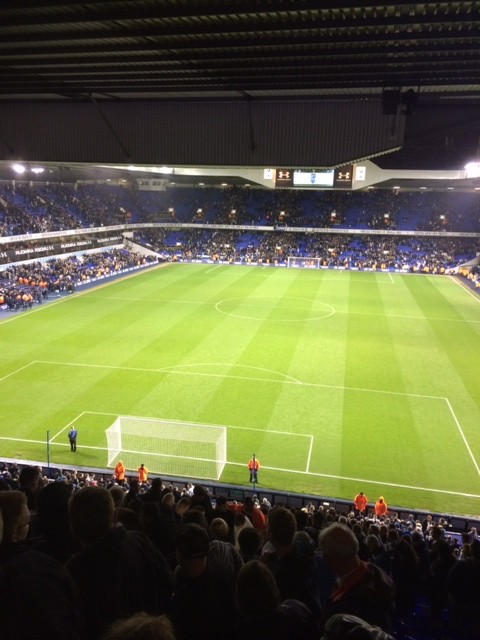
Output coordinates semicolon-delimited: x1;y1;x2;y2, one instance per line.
79;410;313;439
33;359;447;401
444;398;480;477
449;275;480;303
3;433;477;499
0;263;171;325
0;361;37;384
205;265;223;274
49;412;87;443
305;435;314;473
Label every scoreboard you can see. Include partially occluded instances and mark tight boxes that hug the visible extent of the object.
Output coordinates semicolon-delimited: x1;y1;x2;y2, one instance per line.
275;166;353;189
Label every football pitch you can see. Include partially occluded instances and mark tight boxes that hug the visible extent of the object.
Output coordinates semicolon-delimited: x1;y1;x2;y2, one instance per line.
1;263;479;517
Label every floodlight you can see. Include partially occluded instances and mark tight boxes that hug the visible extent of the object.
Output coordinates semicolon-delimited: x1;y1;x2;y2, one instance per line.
465;162;480;179
12;163;26;174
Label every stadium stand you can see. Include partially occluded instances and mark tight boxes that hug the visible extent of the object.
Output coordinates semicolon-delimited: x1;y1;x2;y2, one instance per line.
1;182;479;639
1;460;480;639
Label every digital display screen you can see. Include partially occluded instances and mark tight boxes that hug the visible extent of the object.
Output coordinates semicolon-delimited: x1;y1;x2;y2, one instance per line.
293;170;335;187
275;166;353;188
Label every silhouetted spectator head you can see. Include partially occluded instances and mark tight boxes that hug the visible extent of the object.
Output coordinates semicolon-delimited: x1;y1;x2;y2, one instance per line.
103;612;176;640
0;490;30;544
267;506;296;548
366;534;383;554
68;486;115;546
150;477;163;490
108;484;125;509
115;506;140;531
36;480;73;534
237;559;279;616
237;526;262;560
321;613;395;639
433;538;454;561
209;517;229;541
181;507;208;529
162;492;175;508
176;496;191;517
18;465;42;492
319;523;359;576
471;539;480;562
176;523;209;572
295;508;309;531
18;465;43;508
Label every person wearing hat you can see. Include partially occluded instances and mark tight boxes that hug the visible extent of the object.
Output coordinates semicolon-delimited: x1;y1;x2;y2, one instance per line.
374;497;388;519
169;523;237;640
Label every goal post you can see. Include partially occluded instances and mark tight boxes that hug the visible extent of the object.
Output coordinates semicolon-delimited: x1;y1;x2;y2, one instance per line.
105;416;227;480
287;256;324;269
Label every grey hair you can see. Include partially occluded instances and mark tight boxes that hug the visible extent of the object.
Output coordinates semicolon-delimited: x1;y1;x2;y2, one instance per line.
319;523;359;557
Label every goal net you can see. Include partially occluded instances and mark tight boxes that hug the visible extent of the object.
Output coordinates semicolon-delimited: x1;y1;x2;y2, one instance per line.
287;256;324;269
106;416;227;480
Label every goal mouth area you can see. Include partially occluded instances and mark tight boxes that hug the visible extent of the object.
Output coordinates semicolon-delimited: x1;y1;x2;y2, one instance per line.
105;416;227;481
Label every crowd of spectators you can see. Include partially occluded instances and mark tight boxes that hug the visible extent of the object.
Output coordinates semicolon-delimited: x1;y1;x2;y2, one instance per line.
1;180;478;279
0;249;158;312
0;460;479;640
1;180;480;234
134;228;478;274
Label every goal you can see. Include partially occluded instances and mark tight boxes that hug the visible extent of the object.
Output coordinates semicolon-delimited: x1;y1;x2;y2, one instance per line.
287;256;324;269
106;416;227;480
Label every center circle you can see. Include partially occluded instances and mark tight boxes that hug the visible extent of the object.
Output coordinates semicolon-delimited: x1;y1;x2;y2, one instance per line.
215;296;335;322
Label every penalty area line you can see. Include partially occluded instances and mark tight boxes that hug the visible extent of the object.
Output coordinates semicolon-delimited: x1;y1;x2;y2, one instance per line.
0;361;37;384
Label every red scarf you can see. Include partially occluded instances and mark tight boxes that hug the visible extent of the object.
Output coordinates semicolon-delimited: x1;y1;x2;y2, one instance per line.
329;560;369;603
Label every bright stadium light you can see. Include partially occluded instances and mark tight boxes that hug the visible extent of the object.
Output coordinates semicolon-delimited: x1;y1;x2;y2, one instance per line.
12;163;26;174
465;162;480;178
31;167;44;174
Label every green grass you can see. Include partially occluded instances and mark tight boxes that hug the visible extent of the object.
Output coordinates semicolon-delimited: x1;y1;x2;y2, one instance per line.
1;263;480;516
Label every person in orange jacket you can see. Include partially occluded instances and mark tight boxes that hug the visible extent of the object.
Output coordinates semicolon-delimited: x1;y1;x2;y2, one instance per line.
138;463;149;484
248;456;260;483
354;491;368;516
114;460;126;486
375;496;388;519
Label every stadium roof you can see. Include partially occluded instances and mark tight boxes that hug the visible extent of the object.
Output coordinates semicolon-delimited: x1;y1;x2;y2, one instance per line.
1;1;480;102
1;2;480;179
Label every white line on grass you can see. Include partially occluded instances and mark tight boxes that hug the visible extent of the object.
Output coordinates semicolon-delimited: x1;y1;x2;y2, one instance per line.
235;462;480;500
388;272;394;284
449;275;480;303
0;263;172;326
11;434;477;499
205;265;223;274
11;362;479;496
444;398;480;477
70;293;480;324
305;435;314;473
0;361;37;383
49;412;87;443
215;296;336;322
0;436;50;445
350;310;480;324
159;362;303;384
32;359;447;401
80;410;313;438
